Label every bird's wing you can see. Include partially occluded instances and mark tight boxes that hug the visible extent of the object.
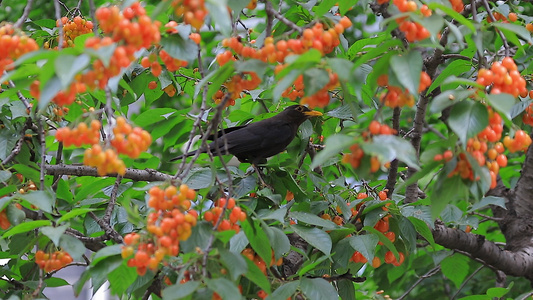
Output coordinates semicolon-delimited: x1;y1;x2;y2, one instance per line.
205;125;247;140
223;121;296;158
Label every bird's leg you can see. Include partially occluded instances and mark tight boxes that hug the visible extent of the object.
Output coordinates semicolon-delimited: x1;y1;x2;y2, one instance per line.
252;164;269;188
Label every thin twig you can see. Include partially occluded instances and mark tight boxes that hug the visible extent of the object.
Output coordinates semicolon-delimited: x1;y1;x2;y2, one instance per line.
481;0;510;57
5;76;32;111
54;0;64;51
469;211;504;222
13;0;35;28
103;176;122;224
451;265;484;299
88;0;98;34
37;118;46;191
88;211;124;244
262;0;302;34
396;265;441;300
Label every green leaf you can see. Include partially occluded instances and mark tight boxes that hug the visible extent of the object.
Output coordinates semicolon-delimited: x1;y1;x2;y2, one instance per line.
363;226;398;255
242;219;272;266
327;58;354;82
183;168;215;189
448;101;488;147
337;279;356;300
259;207;287;223
430;89;475;113
17;190;54;213
300;277;338;300
243;257;271;293
41;225;68;246
492;22;533;44
219;249;248;281
292;224;332;255
11;164;40;185
390;51;423;95
57;208;96;224
235;59;269;79
431;173;467;218
457;296;493;300
469;196;505;212
108;263;137;295
311;134;353;169
134;108;178;127
347;234;379;263
205;1;231;36
92;244;123;265
266;281;299;300
54;54;90;88
486;286;511;298
485;93;516;122
45;277;70;287
407;217;436;247
303;68;330;97
441;254;470;288
59;233;86;261
160;35;198;63
3;220;51;238
314;0;337;17
0;170;11;183
363;135;420;169
428;3;476;33
38;76;62;110
6;203;25;225
162;281;201;300
263;226;290;259
274;69;302;103
289;211;337;229
298;254;332;277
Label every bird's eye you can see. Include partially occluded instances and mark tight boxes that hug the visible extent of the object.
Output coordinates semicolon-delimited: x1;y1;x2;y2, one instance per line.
296;106;303;111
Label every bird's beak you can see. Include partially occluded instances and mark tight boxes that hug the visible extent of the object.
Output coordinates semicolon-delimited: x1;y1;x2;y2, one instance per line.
304;110;323;117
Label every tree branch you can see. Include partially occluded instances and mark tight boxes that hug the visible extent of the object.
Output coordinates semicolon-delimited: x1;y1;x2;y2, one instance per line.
432;220;533;281
44;163;171;182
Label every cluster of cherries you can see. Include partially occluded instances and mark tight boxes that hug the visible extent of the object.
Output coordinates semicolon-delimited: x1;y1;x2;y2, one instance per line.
278;68;339;108
342;121;396;172
390;0;431;42
217;18;351;65
82;3;160;90
0;24;39;75
377;72;431;108
83;144;127;176
476;57;527;98
521;95;533;125
217;72;262;107
53;16;94;48
203;198;247;232
35;250;73;272
348;190;404;267
170;0;207;30
435;114;530;189
110;117;152;159
122;184;198;276
241;248;283;275
55;120;101;147
432;57;531;188
214;18;352;107
30;80;87;106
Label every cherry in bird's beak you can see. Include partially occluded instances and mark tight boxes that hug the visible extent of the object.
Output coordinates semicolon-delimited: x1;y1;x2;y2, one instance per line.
304;110;323;117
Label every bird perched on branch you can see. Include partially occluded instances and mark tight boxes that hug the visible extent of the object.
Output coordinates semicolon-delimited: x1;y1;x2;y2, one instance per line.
171;105;323;166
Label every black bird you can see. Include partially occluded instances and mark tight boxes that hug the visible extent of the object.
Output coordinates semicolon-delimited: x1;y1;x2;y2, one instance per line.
171;105;323;166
